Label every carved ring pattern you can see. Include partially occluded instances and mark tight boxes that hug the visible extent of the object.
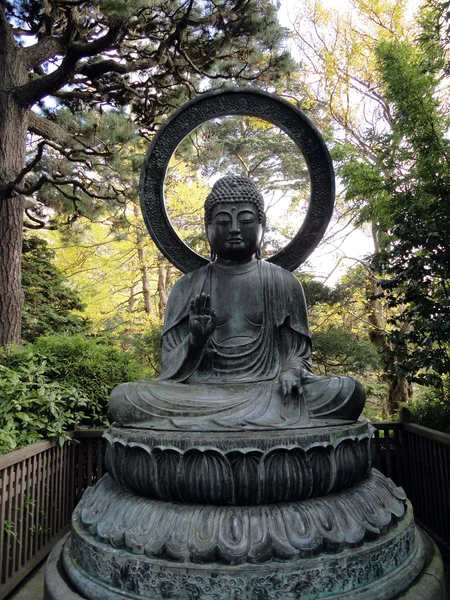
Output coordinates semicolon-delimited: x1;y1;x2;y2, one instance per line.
103;432;372;504
65;521;423;600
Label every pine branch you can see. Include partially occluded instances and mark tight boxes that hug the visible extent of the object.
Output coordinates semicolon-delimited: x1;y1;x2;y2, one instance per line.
16;18;126;107
20;36;64;70
76;58;154;80
28;112;75;145
11;141;46;188
15;174;120;202
24;209;58;230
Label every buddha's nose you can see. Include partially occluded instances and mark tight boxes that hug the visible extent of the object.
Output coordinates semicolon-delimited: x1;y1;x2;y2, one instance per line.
230;214;240;232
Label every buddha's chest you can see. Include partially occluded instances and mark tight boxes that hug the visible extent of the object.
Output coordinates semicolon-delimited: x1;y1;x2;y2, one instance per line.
209;267;264;346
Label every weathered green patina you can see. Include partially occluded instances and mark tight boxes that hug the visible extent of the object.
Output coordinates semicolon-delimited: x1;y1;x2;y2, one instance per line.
44;89;445;600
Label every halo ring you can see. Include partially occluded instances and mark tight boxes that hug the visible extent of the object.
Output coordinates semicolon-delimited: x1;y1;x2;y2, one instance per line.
140;88;335;273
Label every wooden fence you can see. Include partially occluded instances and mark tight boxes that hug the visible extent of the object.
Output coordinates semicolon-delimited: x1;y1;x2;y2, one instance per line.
373;417;450;560
1;419;450;598
0;431;105;600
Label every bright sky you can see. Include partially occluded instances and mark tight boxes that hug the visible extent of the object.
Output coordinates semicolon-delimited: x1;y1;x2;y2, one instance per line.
273;0;419;284
274;2;373;284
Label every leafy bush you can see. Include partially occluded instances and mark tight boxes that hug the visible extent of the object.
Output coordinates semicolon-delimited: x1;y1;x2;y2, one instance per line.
407;381;450;434
0;359;89;454
312;327;380;376
0;334;150;453
120;327;163;377
361;376;389;423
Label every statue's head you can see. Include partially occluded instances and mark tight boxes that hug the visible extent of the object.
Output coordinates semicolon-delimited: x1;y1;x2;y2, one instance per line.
204;176;265;262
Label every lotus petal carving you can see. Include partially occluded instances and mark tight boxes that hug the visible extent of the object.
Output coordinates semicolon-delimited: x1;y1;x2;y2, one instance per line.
103;432;373;504
177;448;234;504
76;469;407;564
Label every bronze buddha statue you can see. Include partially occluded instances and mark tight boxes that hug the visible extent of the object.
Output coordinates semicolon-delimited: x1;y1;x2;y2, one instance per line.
110;176;365;430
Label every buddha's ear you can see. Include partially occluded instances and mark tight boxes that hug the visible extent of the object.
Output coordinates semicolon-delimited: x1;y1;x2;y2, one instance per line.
261;213;267;230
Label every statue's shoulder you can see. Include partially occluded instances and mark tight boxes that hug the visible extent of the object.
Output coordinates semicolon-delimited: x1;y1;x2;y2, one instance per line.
260;260;304;289
170;264;210;293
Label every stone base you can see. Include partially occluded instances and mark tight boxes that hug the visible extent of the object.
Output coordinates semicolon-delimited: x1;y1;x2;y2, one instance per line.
44;527;444;600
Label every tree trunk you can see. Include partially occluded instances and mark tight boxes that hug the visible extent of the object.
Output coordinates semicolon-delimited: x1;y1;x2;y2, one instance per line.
0;194;25;346
366;225;413;417
0;19;28;347
128;284;138;313
132;203;153;315
137;244;152;315
157;264;170;320
386;375;413;416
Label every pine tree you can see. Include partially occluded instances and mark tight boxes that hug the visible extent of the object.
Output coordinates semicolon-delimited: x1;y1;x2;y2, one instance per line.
22;236;89;342
0;0;293;347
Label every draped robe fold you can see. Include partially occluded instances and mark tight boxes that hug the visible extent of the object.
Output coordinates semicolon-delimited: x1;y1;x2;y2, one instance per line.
110;260;365;430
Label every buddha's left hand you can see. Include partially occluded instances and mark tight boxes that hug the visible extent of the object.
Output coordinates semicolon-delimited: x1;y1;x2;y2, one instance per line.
280;367;307;396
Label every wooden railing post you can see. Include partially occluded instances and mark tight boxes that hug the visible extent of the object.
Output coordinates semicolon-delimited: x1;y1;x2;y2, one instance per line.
399;407;412;423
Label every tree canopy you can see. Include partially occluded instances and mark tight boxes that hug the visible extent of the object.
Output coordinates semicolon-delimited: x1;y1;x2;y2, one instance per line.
300;0;450;399
0;0;293;347
372;7;450;388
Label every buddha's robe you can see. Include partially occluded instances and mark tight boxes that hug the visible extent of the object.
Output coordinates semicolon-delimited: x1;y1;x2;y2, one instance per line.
110;260;365;430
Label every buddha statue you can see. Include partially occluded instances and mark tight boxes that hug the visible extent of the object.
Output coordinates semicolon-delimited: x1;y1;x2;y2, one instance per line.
110;175;365;430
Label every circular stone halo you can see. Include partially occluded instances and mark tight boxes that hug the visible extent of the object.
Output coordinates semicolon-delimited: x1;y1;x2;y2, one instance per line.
140;88;335;273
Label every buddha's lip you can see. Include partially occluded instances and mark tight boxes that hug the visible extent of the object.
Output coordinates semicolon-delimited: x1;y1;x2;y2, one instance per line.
227;237;243;243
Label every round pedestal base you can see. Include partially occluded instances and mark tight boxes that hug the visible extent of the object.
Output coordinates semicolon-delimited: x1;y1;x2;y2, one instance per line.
44;469;430;599
44;527;444;600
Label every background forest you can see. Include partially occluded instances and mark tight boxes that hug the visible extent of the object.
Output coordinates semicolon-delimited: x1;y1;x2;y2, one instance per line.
1;0;450;453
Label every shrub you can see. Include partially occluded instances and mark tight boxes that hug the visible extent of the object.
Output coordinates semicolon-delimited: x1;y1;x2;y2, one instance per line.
121;327;163;377
22;237;90;342
0;334;150;453
312;327;380;376
407;380;450;434
0;359;89;454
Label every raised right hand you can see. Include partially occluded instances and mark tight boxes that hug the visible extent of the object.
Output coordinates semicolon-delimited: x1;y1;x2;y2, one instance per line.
189;293;217;345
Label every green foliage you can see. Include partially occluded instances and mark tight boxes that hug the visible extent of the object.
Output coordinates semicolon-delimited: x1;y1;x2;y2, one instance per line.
312;327;380;376
362;375;390;423
1;334;149;447
299;272;381;377
22;236;90;343
119;327;163;377
372;19;450;386
408;381;450;434
329;3;450;391
178;116;309;196
0;357;89;455
301;277;343;310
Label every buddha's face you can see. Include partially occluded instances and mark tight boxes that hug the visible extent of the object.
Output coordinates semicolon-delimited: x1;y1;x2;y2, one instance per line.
206;202;264;261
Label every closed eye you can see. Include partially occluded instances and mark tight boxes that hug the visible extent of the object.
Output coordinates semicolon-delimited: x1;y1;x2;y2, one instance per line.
238;211;255;223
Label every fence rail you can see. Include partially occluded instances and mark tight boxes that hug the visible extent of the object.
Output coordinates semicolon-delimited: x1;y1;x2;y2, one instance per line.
1;420;450;598
373;418;450;560
0;431;105;600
